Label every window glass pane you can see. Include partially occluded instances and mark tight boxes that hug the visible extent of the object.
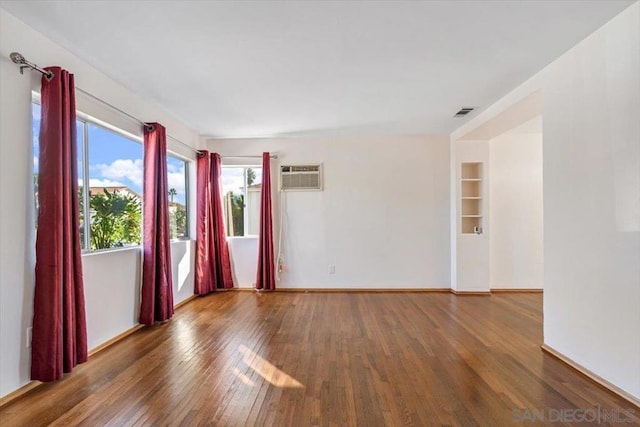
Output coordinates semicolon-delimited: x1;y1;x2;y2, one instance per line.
32;102;86;249
167;155;188;239
32;103;40;222
222;167;245;236
87;123;142;250
246;167;262;236
76;122;85;249
221;167;262;237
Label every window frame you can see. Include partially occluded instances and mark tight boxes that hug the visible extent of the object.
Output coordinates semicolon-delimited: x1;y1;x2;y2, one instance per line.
221;165;262;238
166;153;191;242
81;119;144;253
32;95;192;254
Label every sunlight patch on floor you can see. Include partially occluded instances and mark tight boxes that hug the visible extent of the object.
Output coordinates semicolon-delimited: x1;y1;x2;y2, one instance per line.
231;367;256;386
239;344;304;389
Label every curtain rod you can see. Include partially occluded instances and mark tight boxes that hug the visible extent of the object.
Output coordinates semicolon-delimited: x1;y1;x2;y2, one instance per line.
75;87;200;155
9;52;53;81
10;52;279;161
9;51;201;155
222;155;278;160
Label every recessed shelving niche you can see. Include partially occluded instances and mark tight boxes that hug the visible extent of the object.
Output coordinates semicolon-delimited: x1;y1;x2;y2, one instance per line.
461;162;483;234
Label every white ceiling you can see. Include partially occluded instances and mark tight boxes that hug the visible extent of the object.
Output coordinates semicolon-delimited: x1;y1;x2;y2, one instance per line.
1;0;634;138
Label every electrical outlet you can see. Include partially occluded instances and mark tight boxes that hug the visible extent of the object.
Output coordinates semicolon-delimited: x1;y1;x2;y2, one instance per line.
26;327;32;348
328;265;336;274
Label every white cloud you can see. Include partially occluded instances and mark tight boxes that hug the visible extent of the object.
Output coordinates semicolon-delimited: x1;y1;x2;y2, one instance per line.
33;156;39;170
89;159;190;197
91;178;126;187
167;162;180;173
94;159;143;187
167;165;186;195
222;168;245;194
78;178;126;187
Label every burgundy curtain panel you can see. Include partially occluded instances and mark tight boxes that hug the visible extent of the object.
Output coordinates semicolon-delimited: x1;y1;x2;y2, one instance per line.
32;67;88;382
194;152;212;294
256;152;276;290
195;151;233;295
140;123;174;325
209;153;234;290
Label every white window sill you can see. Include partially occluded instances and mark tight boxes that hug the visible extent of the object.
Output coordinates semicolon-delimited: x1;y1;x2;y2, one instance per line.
82;239;194;256
170;237;193;243
82;246;141;257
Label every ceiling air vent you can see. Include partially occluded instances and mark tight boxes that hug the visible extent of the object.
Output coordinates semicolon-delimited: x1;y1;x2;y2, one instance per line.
454;107;475;118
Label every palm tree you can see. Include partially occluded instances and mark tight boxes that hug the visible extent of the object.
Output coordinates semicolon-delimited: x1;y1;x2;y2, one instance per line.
89;189;141;250
168;188;177;203
247;168;256;186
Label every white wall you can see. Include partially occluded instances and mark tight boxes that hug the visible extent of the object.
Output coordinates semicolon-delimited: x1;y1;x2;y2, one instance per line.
78;242;195;355
172;241;196;304
0;48;34;399
0;9;199;399
489;120;543;289
453;3;640;399
209;135;451;289
453;140;490;292
228;238;259;288
543;4;639;399
82;249;141;350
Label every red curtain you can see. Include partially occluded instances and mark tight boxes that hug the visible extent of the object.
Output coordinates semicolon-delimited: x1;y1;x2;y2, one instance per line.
256;152;276;290
195;151;233;294
210;153;234;290
32;67;88;382
194;152;211;293
140;123;174;325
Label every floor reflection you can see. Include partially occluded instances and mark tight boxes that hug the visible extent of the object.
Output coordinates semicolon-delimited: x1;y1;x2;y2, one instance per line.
238;344;304;389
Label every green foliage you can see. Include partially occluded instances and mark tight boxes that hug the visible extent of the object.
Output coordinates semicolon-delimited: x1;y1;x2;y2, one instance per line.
33;173;40;226
78;185;85;247
231;193;244;236
167;188;187;239
89;189;141;250
169;205;187;239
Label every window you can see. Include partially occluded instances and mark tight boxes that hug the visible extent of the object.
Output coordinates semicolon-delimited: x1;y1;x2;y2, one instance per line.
85;123;143;250
167;155;189;239
32;102;146;251
32;100;192;250
221;167;262;236
32;103;86;247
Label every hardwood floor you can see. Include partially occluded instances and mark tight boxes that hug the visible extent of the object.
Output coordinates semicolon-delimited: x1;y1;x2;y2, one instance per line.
0;292;637;426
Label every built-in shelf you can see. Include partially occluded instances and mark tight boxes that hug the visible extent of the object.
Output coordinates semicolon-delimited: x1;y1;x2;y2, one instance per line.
461;162;483;234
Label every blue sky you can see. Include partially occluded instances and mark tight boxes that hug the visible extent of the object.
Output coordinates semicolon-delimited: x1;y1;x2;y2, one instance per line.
32;103;187;204
222;167;263;196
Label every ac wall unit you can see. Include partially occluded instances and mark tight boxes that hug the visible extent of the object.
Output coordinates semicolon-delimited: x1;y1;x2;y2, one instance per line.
280;164;322;191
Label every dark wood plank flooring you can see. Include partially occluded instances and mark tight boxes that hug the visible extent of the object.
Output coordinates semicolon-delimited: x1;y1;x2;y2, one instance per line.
0;292;637;426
